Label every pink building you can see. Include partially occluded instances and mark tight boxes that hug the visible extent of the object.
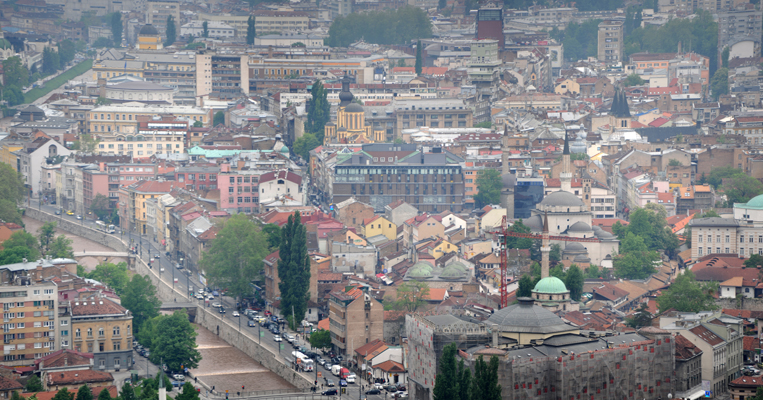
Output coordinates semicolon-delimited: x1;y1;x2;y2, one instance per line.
218;163;262;214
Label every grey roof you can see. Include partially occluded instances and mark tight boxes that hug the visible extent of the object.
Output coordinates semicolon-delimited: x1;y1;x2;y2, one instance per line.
539;190;584;207
689;217;739;227
139;24;159;35
111;81;173;91
424;314;475;327
567;221;591;232
564;242;585;251
486;299;575;334
345;103;364;113
523;214;543;231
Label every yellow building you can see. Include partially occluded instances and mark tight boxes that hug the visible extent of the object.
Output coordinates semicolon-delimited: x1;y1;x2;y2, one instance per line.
324;75;385;144
554;78;580;95
361;215;396;241
95;118;189;157
431;239;456;259
0;140;24;170
71;294;133;370
119;180;181;235
88;103;208;135
137;24;163;50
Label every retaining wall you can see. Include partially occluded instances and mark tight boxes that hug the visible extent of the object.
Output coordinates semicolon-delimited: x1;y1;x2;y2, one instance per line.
25;208;312;389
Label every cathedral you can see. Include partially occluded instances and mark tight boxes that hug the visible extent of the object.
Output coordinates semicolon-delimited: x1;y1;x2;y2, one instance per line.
323;75;385;144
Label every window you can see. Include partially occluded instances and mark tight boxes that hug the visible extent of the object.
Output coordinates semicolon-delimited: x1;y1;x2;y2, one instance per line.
75;329;80;338
87;328;92;337
113;326;120;335
98;328;104;337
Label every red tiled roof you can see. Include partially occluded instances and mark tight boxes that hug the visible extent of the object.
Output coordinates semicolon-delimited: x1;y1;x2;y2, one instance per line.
744;336;763;351
23;386;118;400
689;325;724;346
71;297;127;316
354;339;385;357
46;369;113;386
0;376;22;391
259;170;302;185
674;334;702;360
374;360;405;373
35;349;93;369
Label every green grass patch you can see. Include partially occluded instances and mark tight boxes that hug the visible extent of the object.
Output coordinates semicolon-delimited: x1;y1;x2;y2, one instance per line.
23;59;93;104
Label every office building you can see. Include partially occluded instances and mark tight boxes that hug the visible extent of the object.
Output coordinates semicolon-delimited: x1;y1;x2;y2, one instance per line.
718;8;763;60
476;4;504;48
195;52;249;99
598;20;624;65
332;144;465;213
69;294;133;371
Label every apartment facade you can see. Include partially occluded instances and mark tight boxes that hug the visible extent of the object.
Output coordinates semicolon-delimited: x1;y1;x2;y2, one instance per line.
392;99;473;138
328;285;383;356
119;180;181;236
70;295;133;371
0;279;59;366
146;0;181;38
87;103;208;136
597;20;624;65
195;52;249;99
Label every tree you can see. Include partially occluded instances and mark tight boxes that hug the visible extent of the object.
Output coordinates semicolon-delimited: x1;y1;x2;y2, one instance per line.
711;68;729;100
72;133;101;153
37;222;57;256
246;16;256;45
11;392;23;400
668;159;682;167
438;0;446;9
474;121;492;129
90;193;113;222
327;6;432;47
722;46;729;69
625;302;653;328
517;274;538;298
0;246;39;265
95;97;112;106
262;224;281;250
148;310;201;372
76;385;93;400
199;214;269;303
657;271;718;313
565;265;583;301
622;73;645;86
202;21;209;38
3;56;29;88
111;13;122;46
97;388;112;400
58;39;75;65
48;236;73;259
25;375;43;392
456;357;470;400
292;133;319;161
92;37;113;48
433;343;458;400
291;42;306;48
2;231;41;260
552;19;601;61
385;280;430;312
164;15;176;46
121;274;160;336
176;383;200;400
745;254;763;269
278;212;311;329
87;262;129;294
213;111;224;127
613;233;661;279
306;80;330;142
505;220;532;249
4;86;24;107
615;207;679;257
473;169;501;208
415;40;422;75
119;382;136;400
309;329;331;350
471;355;501;400
193;120;203;127
51;389;73;400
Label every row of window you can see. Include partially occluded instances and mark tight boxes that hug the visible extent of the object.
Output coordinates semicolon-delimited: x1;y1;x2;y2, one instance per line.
697;234;763;243
74;326;122;337
228;197;259;204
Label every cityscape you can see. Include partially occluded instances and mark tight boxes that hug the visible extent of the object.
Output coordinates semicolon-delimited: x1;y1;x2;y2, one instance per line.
0;0;760;399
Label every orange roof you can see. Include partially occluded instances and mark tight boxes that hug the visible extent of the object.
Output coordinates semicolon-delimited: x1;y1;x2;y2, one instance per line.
374;360;406;373
424;288;448;301
669;213;695;233
317;318;329;331
23;386;118;400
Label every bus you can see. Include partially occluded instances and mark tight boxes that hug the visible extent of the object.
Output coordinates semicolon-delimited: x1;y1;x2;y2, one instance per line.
95;221;116;234
291;351;314;372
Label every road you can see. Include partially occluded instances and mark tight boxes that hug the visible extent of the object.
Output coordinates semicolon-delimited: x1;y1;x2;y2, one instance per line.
28;199;405;400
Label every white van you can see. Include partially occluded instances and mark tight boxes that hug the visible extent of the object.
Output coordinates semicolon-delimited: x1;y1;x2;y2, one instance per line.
332;364;341;377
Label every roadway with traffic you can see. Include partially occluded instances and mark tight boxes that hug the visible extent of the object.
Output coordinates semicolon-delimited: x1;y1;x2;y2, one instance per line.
28;199;405;400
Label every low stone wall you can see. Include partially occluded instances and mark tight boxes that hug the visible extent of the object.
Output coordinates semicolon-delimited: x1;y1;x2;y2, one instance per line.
25;208;311;389
716;297;763;311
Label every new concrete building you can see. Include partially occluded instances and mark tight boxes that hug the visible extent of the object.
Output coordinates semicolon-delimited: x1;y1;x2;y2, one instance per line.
598;20;624;65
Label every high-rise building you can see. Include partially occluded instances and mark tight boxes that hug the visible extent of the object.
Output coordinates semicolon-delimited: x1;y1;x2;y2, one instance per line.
476;3;504;49
146;0;180;39
597;20;624;65
718;8;763;60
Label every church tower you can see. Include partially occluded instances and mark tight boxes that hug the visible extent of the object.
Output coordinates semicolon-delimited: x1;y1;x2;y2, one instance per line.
541;211;550;279
560;132;572;193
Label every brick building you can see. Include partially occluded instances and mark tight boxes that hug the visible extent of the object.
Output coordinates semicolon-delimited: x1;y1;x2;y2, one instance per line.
328;284;383;357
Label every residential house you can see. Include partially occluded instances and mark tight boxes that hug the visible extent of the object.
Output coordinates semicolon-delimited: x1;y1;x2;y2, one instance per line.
335;198;375;232
361;216;396;241
328;285;384;356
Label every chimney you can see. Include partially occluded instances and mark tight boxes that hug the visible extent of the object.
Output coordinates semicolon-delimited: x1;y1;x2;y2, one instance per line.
36;263;43;282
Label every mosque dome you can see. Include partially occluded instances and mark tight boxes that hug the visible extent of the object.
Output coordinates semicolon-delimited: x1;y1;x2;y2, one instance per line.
539;191;584;207
567;221;591;232
565;242;586;251
441;264;466;279
408;262;433;279
0;38;12;50
533;276;568;294
486;298;573;334
523;215;543;231
744;194;763;209
139;24;159;36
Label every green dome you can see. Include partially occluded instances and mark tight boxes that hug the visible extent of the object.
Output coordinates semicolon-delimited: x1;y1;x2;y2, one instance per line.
408;263;433;278
280;146;290;154
440;265;465;278
0;39;12;50
447;262;467;272
744;194;763;208
532;277;568;294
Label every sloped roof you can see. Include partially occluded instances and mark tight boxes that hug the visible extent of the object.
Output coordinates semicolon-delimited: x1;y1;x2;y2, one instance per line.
689;325;724;346
674;333;702;360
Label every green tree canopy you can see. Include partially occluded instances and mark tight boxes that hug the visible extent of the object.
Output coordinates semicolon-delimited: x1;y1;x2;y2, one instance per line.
565;265;584;301
505;220;533;249
202;21;209;38
2;231;41;260
309;329;331;349
76;385;93;400
415;40;422;75
711;68;729;100
278;212;311;329
37;222;56;256
199;214;269;302
384;280;430;312
90;193;113;222
327;6;432;47
517;274;539;298
111;13;122;46
471;355;501;400
613;232;661;279
553;19;601;61
305;80;330;142
3;56;29;89
51;389;73;400
48;235;73;259
745;254;763;269
97;388;112;400
164;15;176;46
473;169;501;208
246;16;255;45
625;302;653;328
657;271;718;313
262;224;281;250
213;111;224;127
622;73;645;86
176;383;200;400
119;382;136;400
148;310;201;372
25;375;43;392
121;274;160;336
292;132;319;161
86;262;129;294
613;207;679;256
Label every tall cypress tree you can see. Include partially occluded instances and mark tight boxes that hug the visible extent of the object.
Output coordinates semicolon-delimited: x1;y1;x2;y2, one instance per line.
164;15;176;46
471;355;502;400
111;13;122;47
277;212;310;330
247;16;256;45
202;21;209;38
433;343;458;400
415;40;422;75
307;80;329;141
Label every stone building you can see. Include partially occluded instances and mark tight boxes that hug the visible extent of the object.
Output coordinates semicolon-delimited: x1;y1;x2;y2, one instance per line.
69;294;133;371
328;284;384;357
334;198;375;231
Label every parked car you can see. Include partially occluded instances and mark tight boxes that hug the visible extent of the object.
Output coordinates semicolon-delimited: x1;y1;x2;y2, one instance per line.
248;320;255;327
285;334;295;343
219;308;226;314
396;384;406;391
66;210;74;215
171;381;182;388
273;335;282;342
397;392;409;399
365;389;381;395
154;254;160;259
195;294;203;300
75;214;82;220
212;302;221;308
384;385;397;393
321;389;338;396
172;374;185;381
317;358;326;366
54;209;61;215
345;374;356;384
